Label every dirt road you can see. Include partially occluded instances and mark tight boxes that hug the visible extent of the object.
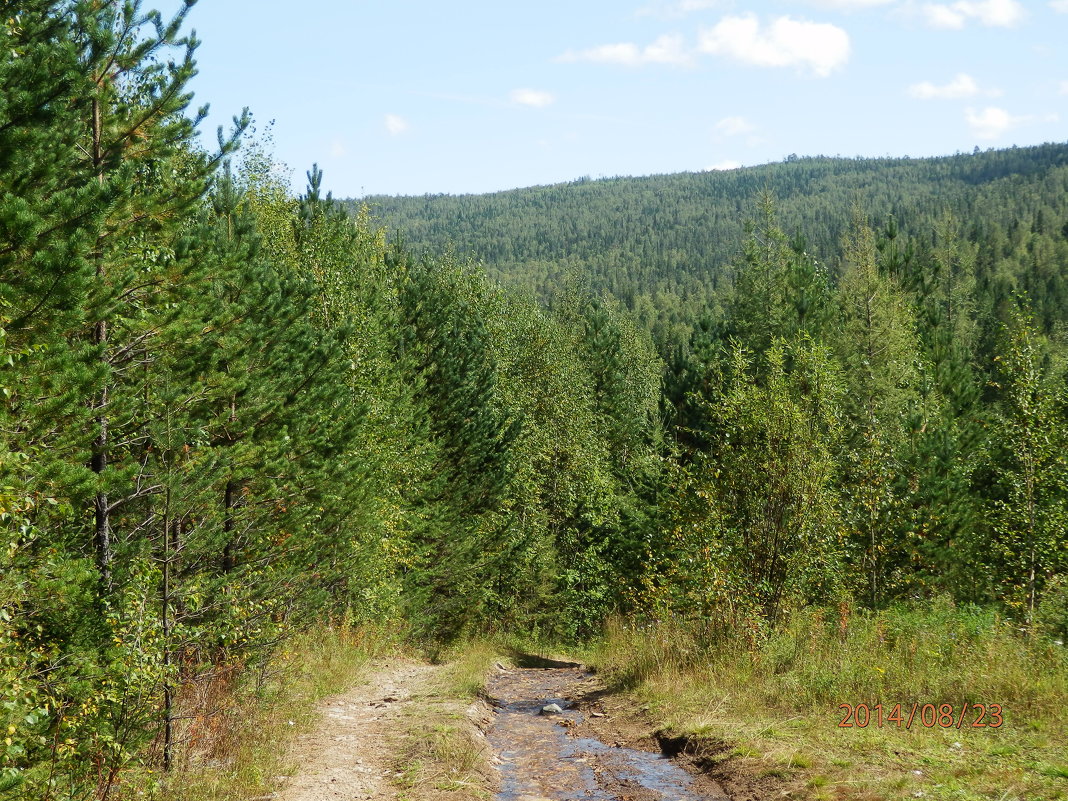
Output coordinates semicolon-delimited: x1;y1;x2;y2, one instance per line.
274;655;741;801
276;658;438;801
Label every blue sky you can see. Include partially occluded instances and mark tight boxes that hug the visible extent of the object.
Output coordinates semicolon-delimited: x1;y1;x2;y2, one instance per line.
183;0;1068;198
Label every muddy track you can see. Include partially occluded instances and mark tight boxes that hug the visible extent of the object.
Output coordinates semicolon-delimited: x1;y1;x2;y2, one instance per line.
486;657;731;801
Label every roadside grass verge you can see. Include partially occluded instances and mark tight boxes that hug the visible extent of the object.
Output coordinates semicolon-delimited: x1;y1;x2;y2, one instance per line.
127;622;400;801
585;602;1068;800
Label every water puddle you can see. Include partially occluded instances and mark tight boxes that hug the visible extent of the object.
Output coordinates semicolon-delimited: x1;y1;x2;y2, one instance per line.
487;664;727;801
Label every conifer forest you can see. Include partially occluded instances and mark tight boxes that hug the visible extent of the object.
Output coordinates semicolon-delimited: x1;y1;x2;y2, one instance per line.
1;3;1067;800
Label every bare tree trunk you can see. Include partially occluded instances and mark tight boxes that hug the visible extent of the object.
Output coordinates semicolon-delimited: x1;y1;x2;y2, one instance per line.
222;395;238;573
1026;451;1037;622
162;488;174;772
222;477;236;573
91;92;113;592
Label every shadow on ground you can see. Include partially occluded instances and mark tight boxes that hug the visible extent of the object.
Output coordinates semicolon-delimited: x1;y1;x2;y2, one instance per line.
503;650;581;670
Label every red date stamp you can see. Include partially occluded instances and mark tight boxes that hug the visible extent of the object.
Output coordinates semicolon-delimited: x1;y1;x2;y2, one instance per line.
837;703;1004;729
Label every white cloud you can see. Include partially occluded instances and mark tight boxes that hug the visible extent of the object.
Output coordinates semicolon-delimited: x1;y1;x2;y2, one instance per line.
715;116;756;136
561;43;641;64
698;14;850;77
921;4;967;26
1060;80;1068;95
329;138;347;158
967;0;1024;24
384;114;409;135
921;0;1025;28
644;34;695;65
706;160;742;170
557;33;694;67
1050;0;1068;12
965;106;1022;139
510;89;555;108
908;73;980;99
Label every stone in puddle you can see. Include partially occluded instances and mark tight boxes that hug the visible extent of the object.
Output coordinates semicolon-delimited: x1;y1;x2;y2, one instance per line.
540;703;563;715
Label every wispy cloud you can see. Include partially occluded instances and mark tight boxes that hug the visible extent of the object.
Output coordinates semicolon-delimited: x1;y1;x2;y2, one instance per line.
1050;0;1068;12
802;0;896;8
964;106;1057;139
921;0;1025;29
510;89;555;108
1060;80;1068;95
557;33;694;67
384;114;409;135
698;14;850;77
329;138;347;157
966;107;1017;138
907;73;999;99
636;0;721;18
714;116;756;136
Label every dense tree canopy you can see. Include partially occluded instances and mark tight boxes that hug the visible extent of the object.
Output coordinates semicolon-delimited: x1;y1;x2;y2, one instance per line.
361;143;1068;351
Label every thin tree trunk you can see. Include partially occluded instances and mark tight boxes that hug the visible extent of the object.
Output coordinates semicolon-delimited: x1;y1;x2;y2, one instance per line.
1026;451;1037;622
222;394;238;573
91;92;113;591
162;487;173;772
222;477;237;573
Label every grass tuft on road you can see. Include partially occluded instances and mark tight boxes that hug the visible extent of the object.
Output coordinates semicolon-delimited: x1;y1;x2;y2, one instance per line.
392;638;500;801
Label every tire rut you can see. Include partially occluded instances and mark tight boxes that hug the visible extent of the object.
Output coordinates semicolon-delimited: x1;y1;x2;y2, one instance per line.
275;658;438;801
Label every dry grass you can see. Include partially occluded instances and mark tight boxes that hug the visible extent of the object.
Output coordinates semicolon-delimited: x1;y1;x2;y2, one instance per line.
120;622;400;801
584;603;1068;800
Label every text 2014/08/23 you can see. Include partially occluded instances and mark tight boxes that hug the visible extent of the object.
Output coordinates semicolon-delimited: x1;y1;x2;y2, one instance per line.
837;702;1004;729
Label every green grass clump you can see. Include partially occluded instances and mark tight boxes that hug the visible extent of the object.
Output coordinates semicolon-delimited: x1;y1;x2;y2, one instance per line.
430;638;502;699
587;601;1068;800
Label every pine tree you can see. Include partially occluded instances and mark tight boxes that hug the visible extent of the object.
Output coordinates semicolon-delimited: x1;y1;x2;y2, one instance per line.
834;211;922;605
899;215;985;599
396;249;519;637
0;2;106;542
728;193;834;356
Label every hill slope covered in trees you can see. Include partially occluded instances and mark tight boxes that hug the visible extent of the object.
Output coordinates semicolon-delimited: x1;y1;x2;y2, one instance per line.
359;145;1068;347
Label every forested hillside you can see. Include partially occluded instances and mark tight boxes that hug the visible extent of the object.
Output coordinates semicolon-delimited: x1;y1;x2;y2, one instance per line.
360;145;1068;347
2;4;1067;800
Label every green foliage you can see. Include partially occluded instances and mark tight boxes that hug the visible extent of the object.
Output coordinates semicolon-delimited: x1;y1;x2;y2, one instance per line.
652;337;845;628
1037;575;1068;641
729;193;836;354
983;306;1068;619
708;338;846;621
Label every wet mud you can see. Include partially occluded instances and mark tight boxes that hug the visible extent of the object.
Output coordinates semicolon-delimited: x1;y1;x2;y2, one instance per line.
486;660;729;801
